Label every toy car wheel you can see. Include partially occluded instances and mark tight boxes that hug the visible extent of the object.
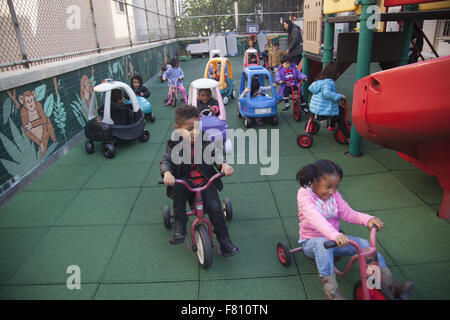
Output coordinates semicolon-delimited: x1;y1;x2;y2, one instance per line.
103;143;116;159
271;115;279;126
163;206;172;229
223;96;229;105
353;280;387;300
276;242;292;267
231;90;236;99
244;117;253;128
297;134;313;148
195;224;213;269
333;127;349;145
140;130;150;142
85;140;95;155
237;107;242;118
223;198;233;221
150;113;156;123
293;103;301;122
305;119;320;134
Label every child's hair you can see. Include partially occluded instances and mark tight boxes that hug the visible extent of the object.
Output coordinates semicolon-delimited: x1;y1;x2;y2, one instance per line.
213;53;220;58
281;55;291;64
198;88;212;96
296;159;343;187
168;58;179;68
249;53;257;61
175;104;200;126
131;73;143;86
250;76;260;97
111;89;123;103
318;62;339;80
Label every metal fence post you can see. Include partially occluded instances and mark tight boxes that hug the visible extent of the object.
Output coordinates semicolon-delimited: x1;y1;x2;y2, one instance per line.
6;0;30;68
156;0;163;40
143;0;151;41
125;1;133;46
89;0;101;53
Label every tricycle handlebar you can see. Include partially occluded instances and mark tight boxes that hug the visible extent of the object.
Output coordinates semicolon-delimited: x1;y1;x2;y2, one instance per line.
158;172;225;192
323;226;379;250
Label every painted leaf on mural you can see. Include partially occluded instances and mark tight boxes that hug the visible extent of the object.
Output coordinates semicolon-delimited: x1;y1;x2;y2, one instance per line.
44;94;54;117
35;84;46;101
2;98;13;125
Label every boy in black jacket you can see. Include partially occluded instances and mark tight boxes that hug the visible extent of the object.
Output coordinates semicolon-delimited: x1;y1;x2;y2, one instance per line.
128;73;151;98
160;105;239;257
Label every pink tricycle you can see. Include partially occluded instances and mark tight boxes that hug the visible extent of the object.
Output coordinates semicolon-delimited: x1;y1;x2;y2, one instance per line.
159;172;232;269
276;227;390;300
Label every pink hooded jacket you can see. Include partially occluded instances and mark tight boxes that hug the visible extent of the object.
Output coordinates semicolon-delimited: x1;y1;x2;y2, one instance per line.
297;187;374;242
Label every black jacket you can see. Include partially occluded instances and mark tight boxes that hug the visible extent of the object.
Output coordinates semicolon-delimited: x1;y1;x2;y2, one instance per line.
160;138;224;198
287;23;303;57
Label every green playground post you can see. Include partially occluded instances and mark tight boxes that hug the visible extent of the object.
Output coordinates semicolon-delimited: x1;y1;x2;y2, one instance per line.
302;53;310;105
348;0;377;157
399;5;418;66
322;14;335;67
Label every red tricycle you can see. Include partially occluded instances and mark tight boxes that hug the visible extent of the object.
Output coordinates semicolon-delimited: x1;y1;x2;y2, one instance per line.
166;79;179;108
297;98;351;148
286;81;307;122
276;227;392;300
159;172;232;269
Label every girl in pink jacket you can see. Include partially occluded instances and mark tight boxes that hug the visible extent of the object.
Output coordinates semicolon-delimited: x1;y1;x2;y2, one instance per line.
296;159;414;300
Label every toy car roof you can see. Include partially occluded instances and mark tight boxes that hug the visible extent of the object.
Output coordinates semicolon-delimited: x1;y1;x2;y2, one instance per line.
245;48;258;54
243;66;271;76
190;78;218;89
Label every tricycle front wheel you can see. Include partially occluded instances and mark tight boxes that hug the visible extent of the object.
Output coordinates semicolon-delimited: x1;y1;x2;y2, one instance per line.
195;224;213;269
353;280;387;300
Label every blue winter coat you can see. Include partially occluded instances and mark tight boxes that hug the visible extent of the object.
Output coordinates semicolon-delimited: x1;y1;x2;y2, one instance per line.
308;79;343;116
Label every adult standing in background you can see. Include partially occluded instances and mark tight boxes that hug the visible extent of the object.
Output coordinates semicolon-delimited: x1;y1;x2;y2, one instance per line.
283;19;303;65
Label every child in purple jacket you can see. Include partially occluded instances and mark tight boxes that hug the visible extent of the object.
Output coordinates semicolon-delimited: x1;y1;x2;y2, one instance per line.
275;55;307;111
162;58;188;106
296;159;414;300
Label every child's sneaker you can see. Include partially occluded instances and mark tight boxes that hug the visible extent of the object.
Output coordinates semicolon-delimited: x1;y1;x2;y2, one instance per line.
169;222;186;244
282;103;291;111
165;101;172;106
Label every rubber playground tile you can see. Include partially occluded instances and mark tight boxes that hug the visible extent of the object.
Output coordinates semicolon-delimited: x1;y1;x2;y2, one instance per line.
8;225;123;285
102;224;199;283
142;162;166;187
0;227;48;285
107;141;160;164
398;262;450;299
145;118;173;131
392;170;443;205
127;187;169;225
268;180;300;218
199;276;307;300
83;161;151;189
311;150;387;176
55;187;141;226
0;190;77;228
221;161;267;184
0;283;97;300
146;129;173;145
368;206;450;265
53;143;107;166
337;172;425;212
199;219;298;281
265;153;316;182
221;182;279;220
94;281;199;300
365;148;418;171
24;164;99;191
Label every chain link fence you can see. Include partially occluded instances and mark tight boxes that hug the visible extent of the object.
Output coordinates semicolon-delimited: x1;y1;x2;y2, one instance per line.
175;0;303;37
0;0;176;72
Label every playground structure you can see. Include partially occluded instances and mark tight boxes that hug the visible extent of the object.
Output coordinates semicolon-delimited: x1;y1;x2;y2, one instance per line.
300;0;450;219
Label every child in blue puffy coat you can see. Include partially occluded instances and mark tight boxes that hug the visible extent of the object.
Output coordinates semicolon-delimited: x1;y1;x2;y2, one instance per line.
308;62;349;140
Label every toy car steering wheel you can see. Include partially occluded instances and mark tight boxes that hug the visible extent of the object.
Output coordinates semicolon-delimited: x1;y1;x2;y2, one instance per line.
200;105;219;117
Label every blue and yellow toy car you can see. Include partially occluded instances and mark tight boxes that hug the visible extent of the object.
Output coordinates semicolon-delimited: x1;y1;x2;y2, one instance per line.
238;66;282;128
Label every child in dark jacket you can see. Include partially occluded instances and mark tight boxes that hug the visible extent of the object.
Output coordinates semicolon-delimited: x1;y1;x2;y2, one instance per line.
197;89;220;116
160;104;239;257
127;73;150;99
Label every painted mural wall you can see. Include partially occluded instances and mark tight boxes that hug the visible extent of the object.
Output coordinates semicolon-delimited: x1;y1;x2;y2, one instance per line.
0;42;177;196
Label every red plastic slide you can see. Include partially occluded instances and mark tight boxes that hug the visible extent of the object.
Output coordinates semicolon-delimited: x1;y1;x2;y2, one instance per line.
352;56;450;219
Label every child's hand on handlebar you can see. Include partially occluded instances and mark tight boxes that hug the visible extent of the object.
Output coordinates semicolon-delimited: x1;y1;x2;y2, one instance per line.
163;171;175;187
341;95;346;100
368;217;384;231
335;233;350;248
221;163;234;177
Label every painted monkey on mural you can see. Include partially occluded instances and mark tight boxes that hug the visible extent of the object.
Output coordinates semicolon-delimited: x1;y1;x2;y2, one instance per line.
18;91;56;159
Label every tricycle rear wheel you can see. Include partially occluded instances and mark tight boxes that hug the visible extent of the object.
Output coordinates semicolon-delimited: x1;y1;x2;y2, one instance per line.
276;242;292;267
